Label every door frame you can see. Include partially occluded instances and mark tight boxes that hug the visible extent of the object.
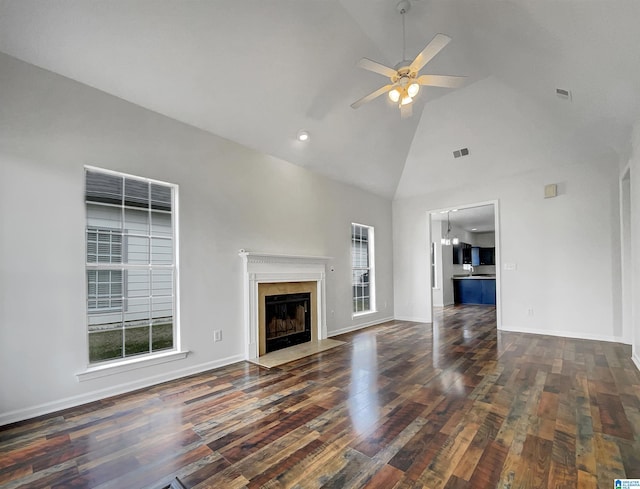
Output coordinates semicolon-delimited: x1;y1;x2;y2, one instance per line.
620;165;632;344
427;199;502;330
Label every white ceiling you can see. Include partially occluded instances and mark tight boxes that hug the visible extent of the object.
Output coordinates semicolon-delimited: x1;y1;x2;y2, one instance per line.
1;1;639;199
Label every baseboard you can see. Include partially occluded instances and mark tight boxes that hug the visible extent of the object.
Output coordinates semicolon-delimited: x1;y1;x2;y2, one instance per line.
328;316;394;337
393;316;431;323
499;324;626;344
0;354;244;427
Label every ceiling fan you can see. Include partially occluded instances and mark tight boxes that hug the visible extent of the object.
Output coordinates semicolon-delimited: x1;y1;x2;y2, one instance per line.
351;0;465;118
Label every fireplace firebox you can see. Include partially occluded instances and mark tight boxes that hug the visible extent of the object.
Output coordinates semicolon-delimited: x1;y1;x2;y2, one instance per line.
264;292;311;353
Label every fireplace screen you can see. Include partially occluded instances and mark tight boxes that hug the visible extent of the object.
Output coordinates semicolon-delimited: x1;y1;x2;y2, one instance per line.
264;292;311;353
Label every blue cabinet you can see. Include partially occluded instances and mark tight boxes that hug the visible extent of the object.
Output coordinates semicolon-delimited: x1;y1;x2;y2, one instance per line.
453;279;496;305
479;247;495;265
471;247;495;266
456;279;482;304
481;280;496;304
452;242;472;265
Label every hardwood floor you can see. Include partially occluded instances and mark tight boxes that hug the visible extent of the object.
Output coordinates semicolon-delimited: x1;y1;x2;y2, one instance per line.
2;305;639;488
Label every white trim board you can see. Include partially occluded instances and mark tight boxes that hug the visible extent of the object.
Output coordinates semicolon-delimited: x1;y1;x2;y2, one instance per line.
499;324;629;345
77;350;189;382
633;353;640;373
393;316;432;324
0;354;244;427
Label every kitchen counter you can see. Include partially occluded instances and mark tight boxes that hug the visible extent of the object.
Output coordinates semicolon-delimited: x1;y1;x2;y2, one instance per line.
452;275;496;280
453;276;496;305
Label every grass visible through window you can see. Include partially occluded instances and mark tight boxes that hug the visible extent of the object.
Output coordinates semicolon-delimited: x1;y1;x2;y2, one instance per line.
89;323;173;363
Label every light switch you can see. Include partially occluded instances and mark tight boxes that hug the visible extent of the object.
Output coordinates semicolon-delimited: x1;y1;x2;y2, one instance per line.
504;263;517;271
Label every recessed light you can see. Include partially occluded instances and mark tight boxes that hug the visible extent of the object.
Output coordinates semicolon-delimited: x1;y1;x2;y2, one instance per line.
440;211;448;214
471;228;477;231
297;130;310;142
451;209;458;212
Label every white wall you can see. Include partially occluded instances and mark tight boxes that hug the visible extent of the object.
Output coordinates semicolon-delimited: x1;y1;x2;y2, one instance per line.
630;122;640;369
0;53;394;424
394;160;622;341
471;232;495;248
393;79;623;341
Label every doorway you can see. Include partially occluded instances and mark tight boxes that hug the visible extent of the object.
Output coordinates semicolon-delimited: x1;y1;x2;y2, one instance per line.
428;200;502;329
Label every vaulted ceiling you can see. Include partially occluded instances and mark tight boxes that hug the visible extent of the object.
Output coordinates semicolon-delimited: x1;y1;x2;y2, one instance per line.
1;0;638;199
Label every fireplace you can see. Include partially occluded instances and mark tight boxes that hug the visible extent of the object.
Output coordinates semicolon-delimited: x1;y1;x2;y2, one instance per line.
239;251;329;360
264;292;311;353
257;281;317;356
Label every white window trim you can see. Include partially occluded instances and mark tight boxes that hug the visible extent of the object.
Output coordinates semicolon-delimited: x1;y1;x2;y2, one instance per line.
84;165;183;369
353;310;378;318
351;222;376;317
76;350;188;382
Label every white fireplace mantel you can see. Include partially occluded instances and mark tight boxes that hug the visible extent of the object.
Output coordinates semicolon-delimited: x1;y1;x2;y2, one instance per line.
239;251;330;360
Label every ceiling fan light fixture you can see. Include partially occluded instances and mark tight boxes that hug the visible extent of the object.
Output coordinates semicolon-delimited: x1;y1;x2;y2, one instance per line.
351;0;464;115
388;88;401;103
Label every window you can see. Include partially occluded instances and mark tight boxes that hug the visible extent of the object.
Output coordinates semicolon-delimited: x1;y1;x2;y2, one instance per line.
431;242;437;289
87;229;123;311
351;223;375;314
85;168;177;364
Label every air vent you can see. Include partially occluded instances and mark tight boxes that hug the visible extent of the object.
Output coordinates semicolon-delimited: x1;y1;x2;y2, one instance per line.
453;147;470;158
556;88;571;100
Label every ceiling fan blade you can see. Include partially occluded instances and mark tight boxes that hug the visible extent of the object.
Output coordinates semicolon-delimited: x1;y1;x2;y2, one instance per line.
357;58;397;78
400;103;413;119
417;74;466;88
409;34;452;73
351;84;395;109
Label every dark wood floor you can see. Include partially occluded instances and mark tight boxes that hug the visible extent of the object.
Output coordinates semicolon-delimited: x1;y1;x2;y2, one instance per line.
2;305;639;489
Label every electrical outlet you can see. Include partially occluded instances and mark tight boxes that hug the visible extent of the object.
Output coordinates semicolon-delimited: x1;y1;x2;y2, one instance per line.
214;330;222;342
527;307;534;316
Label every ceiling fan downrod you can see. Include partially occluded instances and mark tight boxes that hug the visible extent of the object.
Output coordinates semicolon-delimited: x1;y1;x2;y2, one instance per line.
399;0;409;62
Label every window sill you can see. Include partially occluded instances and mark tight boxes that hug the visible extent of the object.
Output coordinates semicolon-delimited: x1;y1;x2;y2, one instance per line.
76;350;189;382
352;310;378;319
